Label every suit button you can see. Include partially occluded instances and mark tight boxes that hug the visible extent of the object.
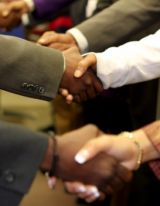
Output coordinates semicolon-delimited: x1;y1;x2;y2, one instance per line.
21;83;28;90
39;87;45;94
4;170;15;183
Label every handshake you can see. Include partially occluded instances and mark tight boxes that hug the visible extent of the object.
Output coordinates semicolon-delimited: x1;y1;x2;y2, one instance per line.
43;124;133;203
59;46;103;104
0;1;103;104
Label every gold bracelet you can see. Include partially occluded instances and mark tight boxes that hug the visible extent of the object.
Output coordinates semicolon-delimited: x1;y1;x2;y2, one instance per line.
120;131;143;170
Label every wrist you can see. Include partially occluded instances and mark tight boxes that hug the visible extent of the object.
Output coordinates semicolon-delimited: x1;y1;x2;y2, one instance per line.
66;33;78;47
119;131;143;170
67;28;89;53
132;129;159;163
40;134;59;176
40;137;54;172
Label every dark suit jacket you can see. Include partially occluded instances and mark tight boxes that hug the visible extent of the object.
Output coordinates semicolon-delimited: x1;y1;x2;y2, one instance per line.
0;35;65;205
0;121;49;206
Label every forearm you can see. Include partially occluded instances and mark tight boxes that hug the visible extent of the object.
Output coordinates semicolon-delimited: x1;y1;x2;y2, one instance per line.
131;128;159;164
76;0;160;52
95;29;160;89
142;121;160;157
0;35;64;100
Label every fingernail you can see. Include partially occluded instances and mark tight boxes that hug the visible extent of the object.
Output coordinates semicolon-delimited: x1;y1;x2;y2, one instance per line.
38;39;45;44
75;150;89;164
74;70;82;78
48;179;55;189
62;89;68;96
76;186;87;193
66;95;73;101
89;187;100;197
90;187;98;193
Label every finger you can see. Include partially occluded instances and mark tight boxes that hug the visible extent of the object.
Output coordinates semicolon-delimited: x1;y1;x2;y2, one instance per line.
75;135;113;164
93;78;104;93
47;176;57;189
64;181;87;194
117;164;133;183
86;86;97;99
85;194;99;203
74;53;97;78
74;94;81;103
66;94;74;104
38;31;57;45
103;175;124;193
79;186;100;202
49;43;73;51
59;88;69;97
78;91;88;102
64;182;100;203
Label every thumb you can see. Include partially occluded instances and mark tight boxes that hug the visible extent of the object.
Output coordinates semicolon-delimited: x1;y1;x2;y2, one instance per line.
74;135;113;164
74;53;97;78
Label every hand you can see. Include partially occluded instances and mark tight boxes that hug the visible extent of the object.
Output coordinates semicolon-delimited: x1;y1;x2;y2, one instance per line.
64;181;106;203
60;47;103;103
38;31;78;51
1;0;30;18
0;2;22;30
75;133;143;171
55;124;132;193
74;53;97;78
60;53;98;104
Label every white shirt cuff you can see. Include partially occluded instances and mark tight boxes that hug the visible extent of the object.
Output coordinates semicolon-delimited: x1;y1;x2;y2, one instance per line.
23;0;35;11
21;14;30;25
67;28;89;54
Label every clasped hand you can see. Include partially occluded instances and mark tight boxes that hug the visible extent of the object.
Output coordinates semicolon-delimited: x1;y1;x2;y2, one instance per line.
0;0;29;31
37;31;101;103
47;124;133;203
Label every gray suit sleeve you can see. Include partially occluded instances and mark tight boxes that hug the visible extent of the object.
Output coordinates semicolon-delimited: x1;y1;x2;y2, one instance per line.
75;0;160;51
0;121;49;206
0;35;64;100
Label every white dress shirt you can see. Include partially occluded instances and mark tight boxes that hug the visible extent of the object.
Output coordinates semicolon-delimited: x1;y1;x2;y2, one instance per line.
94;29;160;89
21;0;35;25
